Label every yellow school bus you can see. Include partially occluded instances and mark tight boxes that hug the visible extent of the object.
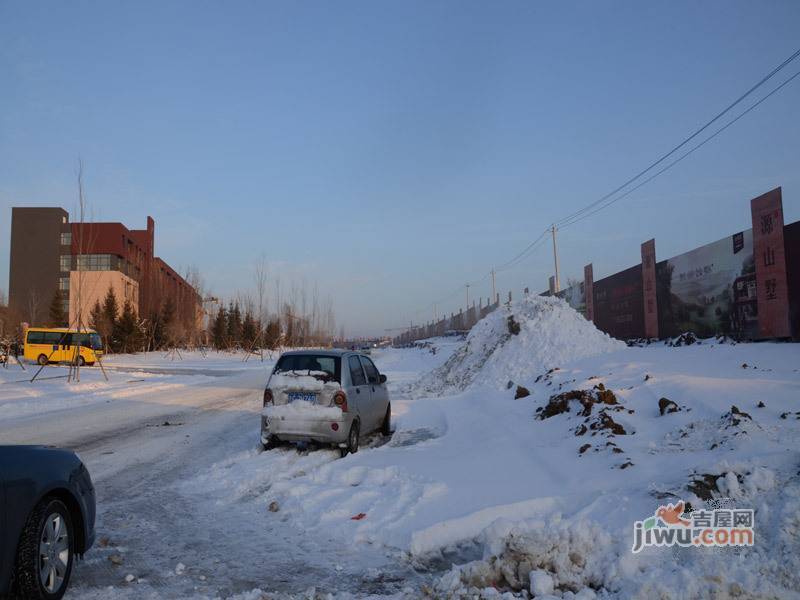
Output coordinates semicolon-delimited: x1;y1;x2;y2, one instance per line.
24;327;104;366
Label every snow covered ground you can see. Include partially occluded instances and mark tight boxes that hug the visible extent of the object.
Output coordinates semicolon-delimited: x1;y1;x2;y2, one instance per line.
1;301;799;599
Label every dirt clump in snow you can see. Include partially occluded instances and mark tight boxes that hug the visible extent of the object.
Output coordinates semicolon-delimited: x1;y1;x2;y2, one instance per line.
658;397;680;415
514;385;530;399
667;332;699;346
537;386;619;420
724;405;752;427
425;520;612;598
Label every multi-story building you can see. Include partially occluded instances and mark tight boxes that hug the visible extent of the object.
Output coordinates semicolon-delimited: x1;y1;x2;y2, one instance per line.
7;207;200;329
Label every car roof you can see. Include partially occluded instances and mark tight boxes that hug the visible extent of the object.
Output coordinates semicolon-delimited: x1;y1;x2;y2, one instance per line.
279;349;351;357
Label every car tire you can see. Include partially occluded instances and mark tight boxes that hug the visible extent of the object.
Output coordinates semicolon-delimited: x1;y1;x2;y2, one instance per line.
77;356;86;367
261;436;280;452
340;421;360;458
37;354;49;366
13;497;75;600
381;404;392;436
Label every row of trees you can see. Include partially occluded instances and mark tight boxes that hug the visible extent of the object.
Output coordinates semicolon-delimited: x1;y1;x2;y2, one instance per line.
207;301;336;351
38;286;192;354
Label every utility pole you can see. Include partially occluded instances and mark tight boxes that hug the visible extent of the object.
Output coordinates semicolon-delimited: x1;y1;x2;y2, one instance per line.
434;303;438;322
551;224;561;293
465;284;470;309
491;269;496;303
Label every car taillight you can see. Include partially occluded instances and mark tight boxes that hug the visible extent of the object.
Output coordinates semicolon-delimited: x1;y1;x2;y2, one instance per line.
333;391;348;412
263;389;273;407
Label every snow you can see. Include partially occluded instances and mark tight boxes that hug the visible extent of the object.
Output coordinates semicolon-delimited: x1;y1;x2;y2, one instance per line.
269;372;341;392
529;570;554;596
263;399;343;420
415;295;624;394
2;306;799;598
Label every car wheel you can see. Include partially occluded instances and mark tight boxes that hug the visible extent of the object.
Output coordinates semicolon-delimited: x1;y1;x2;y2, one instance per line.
77;356;86;367
13;497;75;600
37;354;49;366
340;421;360;458
381;404;392;436
261;436;280;451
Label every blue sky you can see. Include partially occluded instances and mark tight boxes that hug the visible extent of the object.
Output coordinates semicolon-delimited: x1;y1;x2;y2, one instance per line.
1;1;799;337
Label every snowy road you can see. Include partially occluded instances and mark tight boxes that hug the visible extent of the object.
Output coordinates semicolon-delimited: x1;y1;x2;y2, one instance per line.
0;356;426;598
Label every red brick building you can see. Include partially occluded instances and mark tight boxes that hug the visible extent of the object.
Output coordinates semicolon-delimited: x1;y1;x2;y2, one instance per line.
8;208;200;330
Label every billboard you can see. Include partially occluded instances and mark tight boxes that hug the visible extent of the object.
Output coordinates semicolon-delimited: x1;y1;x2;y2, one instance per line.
593;265;645;340
784;220;800;339
656;230;757;339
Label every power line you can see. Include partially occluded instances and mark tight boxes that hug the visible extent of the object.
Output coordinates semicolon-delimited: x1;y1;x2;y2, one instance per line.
555;46;800;227
560;67;800;229
399;48;800;333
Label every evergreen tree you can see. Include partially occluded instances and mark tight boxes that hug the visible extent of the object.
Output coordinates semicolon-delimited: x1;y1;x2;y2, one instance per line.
115;300;140;353
89;300;104;333
48;289;67;327
242;311;257;349
212;306;228;349
156;298;176;349
101;286;119;352
227;302;243;346
264;318;281;350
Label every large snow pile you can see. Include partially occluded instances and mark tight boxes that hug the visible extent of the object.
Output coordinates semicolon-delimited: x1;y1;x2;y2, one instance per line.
176;340;800;599
416;295;624;394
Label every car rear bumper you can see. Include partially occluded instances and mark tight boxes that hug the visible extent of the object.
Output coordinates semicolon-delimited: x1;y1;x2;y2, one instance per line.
261;413;353;445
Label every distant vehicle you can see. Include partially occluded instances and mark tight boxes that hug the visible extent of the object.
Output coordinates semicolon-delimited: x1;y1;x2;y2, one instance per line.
360;345;372;355
24;328;104;366
261;350;391;457
0;445;96;599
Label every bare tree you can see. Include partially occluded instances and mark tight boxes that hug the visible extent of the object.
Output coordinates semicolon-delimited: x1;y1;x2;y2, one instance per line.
27;289;40;325
254;254;269;325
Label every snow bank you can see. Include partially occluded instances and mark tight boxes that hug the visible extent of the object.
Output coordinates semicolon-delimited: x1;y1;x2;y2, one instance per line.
178;340;800;599
416;295;624;394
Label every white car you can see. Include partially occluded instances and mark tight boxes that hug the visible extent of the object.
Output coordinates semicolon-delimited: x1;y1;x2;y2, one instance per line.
261;350;390;457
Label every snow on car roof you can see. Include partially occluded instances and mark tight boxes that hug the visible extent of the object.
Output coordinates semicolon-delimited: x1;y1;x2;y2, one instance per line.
280;349;351;357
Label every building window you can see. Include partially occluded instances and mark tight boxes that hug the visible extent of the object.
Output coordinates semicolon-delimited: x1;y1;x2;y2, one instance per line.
76;254;118;271
60;255;72;272
59;277;70;291
60;231;72;245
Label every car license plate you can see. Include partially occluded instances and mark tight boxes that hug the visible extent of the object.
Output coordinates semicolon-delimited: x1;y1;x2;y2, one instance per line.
288;392;317;403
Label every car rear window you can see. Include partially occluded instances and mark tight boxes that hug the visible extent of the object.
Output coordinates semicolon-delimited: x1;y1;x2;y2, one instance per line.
274;354;340;382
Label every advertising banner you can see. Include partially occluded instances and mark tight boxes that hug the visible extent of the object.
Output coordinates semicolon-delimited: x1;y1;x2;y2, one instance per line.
656;230;756;339
751;188;791;338
593;265;645;340
584;264;594;322
641;239;658;339
784;220;800;339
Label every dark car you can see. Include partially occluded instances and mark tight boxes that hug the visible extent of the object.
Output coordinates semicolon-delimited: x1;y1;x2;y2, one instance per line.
0;446;96;599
